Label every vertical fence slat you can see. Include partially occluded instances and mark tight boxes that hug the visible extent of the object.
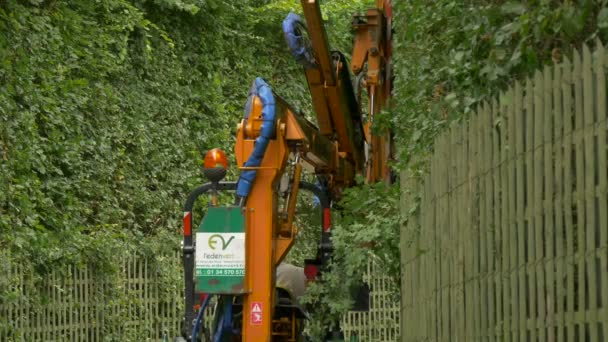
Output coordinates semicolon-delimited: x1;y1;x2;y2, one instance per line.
543;64;557;342
514;81;526;342
534;69;547;341
472;111;482;341
479;102;489;342
499;90;510;341
461;120;470;341
594;40;608;340
561;55;576;342
455;123;463;341
433;136;441;342
552;57;566;342
507;86;519;342
490;99;501;341
429;170;436;341
525;76;537;341
446;125;454;339
481;101;492;341
573;47;587;340
583;43;599;342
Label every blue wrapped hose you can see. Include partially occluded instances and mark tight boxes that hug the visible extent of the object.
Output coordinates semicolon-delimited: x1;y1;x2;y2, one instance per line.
236;78;276;200
213;296;234;342
191;294;213;342
282;12;316;68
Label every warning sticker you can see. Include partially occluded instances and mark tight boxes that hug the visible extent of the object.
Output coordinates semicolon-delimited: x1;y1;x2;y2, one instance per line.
251;302;263;325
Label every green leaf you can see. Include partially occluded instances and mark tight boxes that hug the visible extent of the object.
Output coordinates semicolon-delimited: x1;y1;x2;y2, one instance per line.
454;51;464;62
562;6;585;38
501;2;526;15
598;8;608;29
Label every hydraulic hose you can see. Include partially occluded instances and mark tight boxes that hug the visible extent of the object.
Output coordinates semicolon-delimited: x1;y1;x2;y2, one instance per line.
191;294;212;342
282;12;316;68
235;78;276;203
213;296;233;342
213;318;224;342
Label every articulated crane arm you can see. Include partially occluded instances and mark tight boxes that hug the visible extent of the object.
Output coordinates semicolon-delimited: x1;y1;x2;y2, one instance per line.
351;0;393;183
289;0;366;190
290;0;393;185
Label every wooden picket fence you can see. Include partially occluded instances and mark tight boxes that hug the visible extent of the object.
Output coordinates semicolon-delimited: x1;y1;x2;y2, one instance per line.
401;42;608;341
342;260;401;341
0;252;187;341
0;250;399;341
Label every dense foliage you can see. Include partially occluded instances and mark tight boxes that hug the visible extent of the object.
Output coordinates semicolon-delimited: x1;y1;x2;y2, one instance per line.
0;0;368;268
390;0;608;169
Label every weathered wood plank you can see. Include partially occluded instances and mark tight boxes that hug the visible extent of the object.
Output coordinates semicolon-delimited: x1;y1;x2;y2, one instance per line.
507;85;519;342
552;58;566;342
582;43;598;342
440;133;450;342
561;55;576;342
525;76;537;340
459;122;466;340
472;111;482;341
466;121;474;341
594;39;608;339
479;102;490;342
492;98;502;341
450;125;458;340
534;69;547;341
514;81;527;342
486;100;496;342
573;47;586;340
543;64;557;341
500;89;511;341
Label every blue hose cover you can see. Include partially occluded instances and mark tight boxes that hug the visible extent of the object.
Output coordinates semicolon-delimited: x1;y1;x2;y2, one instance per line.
236;78;276;198
191;294;212;342
213;321;224;342
282;12;315;68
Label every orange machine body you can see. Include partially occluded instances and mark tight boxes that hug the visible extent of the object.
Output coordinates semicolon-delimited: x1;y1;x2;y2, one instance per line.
235;130;286;340
235;94;337;340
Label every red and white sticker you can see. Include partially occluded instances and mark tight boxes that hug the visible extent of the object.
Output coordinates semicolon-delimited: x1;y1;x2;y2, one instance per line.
250;302;263;325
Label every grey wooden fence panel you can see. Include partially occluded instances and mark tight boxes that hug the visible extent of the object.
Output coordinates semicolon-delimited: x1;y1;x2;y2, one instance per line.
572;48;586;340
484;101;495;342
1;251;398;341
596;40;608;341
561;55;576;342
552;61;565;342
401;43;608;341
514;80;526;342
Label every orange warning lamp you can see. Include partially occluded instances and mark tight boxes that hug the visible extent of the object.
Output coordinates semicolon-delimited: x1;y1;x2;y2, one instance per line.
203;148;227;183
204;148;228;170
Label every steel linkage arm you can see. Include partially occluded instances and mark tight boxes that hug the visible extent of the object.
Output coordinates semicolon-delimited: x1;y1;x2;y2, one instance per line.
351;1;394;183
298;0;366;182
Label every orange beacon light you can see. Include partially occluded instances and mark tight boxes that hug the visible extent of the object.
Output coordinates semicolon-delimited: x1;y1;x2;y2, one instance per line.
203;148;228;170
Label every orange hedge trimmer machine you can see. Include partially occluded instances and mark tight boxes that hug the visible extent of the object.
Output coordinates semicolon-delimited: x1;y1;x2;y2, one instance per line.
178;1;392;341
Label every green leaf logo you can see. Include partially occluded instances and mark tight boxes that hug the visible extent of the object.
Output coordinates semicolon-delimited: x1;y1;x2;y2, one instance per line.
208;234;236;250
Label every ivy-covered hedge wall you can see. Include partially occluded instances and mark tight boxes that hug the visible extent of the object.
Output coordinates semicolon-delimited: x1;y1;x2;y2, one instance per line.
0;0;370;271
